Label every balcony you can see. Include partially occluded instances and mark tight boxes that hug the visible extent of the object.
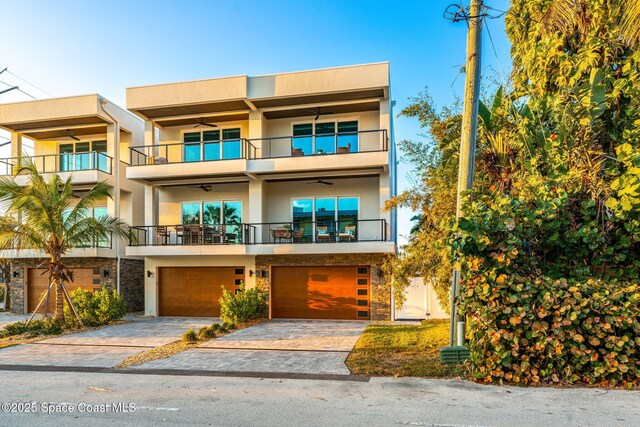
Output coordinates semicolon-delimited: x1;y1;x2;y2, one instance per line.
126;139;256;182
0;234;113;259
0;152;114;185
247;129;389;174
125;219;392;256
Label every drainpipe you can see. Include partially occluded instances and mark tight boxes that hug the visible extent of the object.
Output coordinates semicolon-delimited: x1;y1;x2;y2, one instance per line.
98;98;121;295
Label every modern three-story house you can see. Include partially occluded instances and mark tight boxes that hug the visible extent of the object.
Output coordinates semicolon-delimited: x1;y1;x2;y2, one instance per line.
0;95;146;313
125;63;397;320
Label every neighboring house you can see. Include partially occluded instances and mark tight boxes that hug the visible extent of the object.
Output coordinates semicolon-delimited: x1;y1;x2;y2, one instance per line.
0;95;146;313
125;63;397;320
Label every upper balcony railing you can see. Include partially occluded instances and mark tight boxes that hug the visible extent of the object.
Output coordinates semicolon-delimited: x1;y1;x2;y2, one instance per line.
129;139;256;166
249;129;388;159
0;152;113;176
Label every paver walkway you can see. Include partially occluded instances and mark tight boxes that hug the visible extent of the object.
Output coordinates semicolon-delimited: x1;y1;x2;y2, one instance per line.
0;316;216;368
134;320;369;375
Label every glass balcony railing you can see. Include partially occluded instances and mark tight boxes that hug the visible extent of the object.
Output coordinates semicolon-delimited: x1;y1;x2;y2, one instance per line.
0;152;113;176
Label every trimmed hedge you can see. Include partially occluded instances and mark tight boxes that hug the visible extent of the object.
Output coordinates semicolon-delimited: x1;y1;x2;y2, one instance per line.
219;288;267;325
459;275;639;387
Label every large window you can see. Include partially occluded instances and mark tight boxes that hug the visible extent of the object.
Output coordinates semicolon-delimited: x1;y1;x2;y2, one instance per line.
291;196;359;240
181;201;242;225
292;121;358;155
59;140;108;172
183;128;242;162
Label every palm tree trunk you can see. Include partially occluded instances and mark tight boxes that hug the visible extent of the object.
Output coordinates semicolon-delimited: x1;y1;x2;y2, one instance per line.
54;275;65;322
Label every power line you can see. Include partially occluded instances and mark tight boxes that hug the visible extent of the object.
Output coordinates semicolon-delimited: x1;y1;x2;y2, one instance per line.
0;80;37;100
0;66;54;97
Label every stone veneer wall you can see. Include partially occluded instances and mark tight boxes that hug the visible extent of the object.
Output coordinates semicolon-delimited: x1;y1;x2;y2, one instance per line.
9;257;144;314
119;258;145;312
254;253;392;320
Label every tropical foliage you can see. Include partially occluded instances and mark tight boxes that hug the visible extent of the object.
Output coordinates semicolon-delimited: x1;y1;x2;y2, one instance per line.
449;0;640;386
63;286;126;327
219;287;268;325
0;161;132;322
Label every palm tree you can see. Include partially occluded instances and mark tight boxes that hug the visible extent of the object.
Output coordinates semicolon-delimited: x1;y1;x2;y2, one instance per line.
0;257;11;311
0;161;132;322
539;0;639;47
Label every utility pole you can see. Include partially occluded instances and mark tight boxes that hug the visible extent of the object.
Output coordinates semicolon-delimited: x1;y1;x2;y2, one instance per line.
446;0;484;351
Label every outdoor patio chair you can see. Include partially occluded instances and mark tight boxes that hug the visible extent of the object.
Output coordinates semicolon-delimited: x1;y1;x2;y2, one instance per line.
188;224;202;244
316;226;331;242
338;225;357;241
211;224;227;244
291;227;305;243
175;225;185;245
337;143;352;154
271;226;292;243
291;148;304;157
155;226;170;245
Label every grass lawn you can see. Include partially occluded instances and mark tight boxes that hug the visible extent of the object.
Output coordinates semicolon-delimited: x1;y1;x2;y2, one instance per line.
346;319;468;378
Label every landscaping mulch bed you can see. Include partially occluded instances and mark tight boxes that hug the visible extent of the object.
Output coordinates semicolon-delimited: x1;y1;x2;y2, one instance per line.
346;319;468;378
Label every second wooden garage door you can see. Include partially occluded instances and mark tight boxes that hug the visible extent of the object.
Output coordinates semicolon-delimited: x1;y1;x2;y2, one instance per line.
158;267;243;317
271;266;370;320
27;268;99;313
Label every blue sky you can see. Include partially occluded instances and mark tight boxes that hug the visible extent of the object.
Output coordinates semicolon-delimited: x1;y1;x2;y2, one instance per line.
0;0;512;242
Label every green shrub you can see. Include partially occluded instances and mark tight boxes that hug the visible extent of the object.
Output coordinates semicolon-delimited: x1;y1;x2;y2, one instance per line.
64;286;126;327
198;326;216;340
217;324;228;334
0;319;62;338
459;275;640;387
219;288;267;325
210;323;221;331
182;328;198;342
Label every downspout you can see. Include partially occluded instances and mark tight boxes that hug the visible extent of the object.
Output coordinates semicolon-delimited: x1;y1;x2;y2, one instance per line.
98;98;121;295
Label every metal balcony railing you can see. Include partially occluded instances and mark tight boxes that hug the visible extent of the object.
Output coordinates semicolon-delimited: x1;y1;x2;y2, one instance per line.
129;139;257;166
248;129;388;159
127;219;387;246
0;152;113;176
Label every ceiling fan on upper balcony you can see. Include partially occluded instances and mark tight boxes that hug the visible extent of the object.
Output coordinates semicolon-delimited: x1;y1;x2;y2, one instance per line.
189;184;213;192
306;178;333;186
193;118;218;128
65;130;80;141
305;107;334;121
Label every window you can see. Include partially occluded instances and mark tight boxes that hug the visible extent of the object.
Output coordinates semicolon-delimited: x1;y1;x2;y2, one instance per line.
291;196;359;241
291;121;358;155
183;128;241;162
181;201;242;225
59;140;108;172
181;203;201;225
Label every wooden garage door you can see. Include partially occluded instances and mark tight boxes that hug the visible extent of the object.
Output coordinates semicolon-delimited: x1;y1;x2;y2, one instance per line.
27;268;99;313
271;266;370;320
158;267;244;317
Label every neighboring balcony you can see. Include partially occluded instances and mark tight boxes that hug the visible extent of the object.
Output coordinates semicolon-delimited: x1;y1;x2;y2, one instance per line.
0;152;113;185
126;138;256;182
125;219;393;256
0;234;114;259
247;129;389;174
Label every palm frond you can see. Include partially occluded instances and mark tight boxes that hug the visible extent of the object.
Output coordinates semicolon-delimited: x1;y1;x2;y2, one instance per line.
539;0;584;38
619;0;640;47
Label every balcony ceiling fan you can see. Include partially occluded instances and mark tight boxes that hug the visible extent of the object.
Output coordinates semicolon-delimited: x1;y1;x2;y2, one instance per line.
305;107;334;121
65;130;80;141
189;184;213;192
306;178;333;186
193;118;218;128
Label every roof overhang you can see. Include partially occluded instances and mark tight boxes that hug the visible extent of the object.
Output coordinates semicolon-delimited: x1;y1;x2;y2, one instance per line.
125;63;389;121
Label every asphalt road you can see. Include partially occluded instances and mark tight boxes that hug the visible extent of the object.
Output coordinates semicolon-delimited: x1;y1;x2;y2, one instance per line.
0;370;638;426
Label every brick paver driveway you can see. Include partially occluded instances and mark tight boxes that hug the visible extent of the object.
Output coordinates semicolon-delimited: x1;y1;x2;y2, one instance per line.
133;320;369;375
0;316;215;368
